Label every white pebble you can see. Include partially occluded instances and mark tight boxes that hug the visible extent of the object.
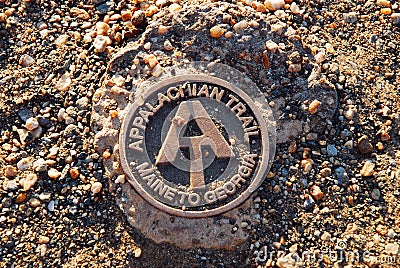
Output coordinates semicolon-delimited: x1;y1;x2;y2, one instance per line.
17;158;31;171
265;0;285;11
48;168;61;179
25;117;39;130
93;35;111;53
91;182;103;194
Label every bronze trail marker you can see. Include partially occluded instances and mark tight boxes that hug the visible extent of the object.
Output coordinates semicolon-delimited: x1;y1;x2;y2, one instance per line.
120;74;275;217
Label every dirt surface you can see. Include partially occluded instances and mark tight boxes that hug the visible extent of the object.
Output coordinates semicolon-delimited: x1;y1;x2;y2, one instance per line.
1;0;400;267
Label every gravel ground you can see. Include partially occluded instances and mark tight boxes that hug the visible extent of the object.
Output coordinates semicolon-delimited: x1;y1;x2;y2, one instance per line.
1;0;399;267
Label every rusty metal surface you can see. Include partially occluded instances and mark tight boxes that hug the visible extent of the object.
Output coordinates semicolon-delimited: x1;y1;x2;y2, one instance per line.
120;74;275;217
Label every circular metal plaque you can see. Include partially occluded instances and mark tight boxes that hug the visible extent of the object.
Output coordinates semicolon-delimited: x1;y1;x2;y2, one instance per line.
120;73;275;217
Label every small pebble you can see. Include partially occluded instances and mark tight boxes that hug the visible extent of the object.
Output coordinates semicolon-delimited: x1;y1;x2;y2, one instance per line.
233;20;248;33
265;0;285;11
48;168;61;179
358;135;373;154
33;158;47;172
93;35;111;53
17;158;31;171
210;25;225;38
384;243;399;255
163;40;174;51
20;173;38;191
25;117;39;130
47;200;55;211
371;188;380;200
134;248;142;258
20;54;35;67
4;165;17;177
360;161;375;177
308;100;321;114
91;182;103;194
39;236;50;244
29;198;41;208
310;185;324;201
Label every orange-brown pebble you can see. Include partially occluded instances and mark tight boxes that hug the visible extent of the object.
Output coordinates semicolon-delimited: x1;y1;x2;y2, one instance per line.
96;22;110;36
377;0;391;7
380;131;390;141
210;25;226;38
308;100;321;114
109;109;118;118
16;192;27;204
145;54;158;68
103;150;111;159
145;5;159;17
158;25;169;35
377;142;385;151
348;195;354;205
262;51;271;69
69;168;80;179
121;10;132;21
288;141;297;153
310;185;324;201
381;8;392;15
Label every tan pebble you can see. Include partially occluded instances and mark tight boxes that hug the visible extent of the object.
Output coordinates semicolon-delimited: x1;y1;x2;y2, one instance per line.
96;22;110;36
308;100;321;114
93;35;111;53
319;167;331;177
70;7;90;20
55;72;72;91
288;141;297;153
288;63;301;73
169;3;182;12
301;158;313;173
145;5;159;17
39;236;50;244
380;131;390;141
152;64;163;77
48;168;61;179
376;224;387;235
20;173;38;191
0;13;7;23
377;0;391;8
265;40;279;53
55;35;69;47
103;150;111;159
16;192;27;204
290;2;301;14
210;25;225;38
145;54;158;68
360;160;375;177
377;142;384;151
4;165;17;177
110;14;121;21
348;195;354;205
381;8;392;15
252;2;267;12
310;185;324;201
91;182;103;194
163;40;174;51
121;10;132;21
69;168;80;179
265;0;285;11
158;25;169;35
134;248;142;258
224;31;233;38
5;8;15;17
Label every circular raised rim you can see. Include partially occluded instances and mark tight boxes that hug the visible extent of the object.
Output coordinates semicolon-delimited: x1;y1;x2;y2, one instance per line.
119;74;271;218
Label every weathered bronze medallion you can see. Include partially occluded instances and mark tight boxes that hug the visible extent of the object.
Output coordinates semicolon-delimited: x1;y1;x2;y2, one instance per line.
120;74;275;217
